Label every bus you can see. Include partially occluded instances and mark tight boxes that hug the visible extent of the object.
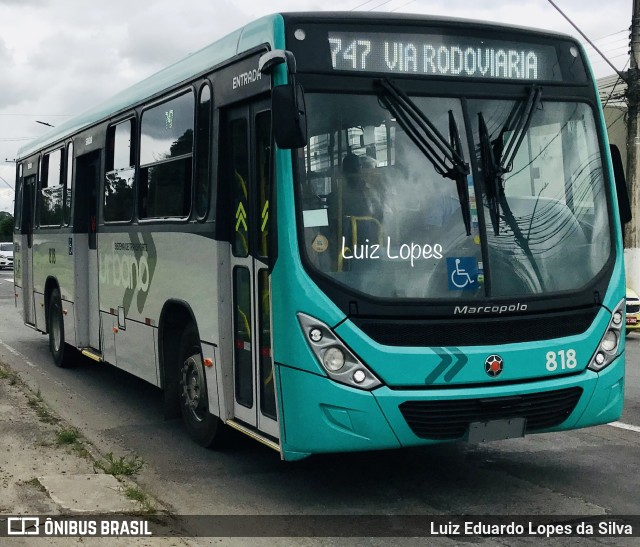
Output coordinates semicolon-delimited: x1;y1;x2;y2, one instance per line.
13;12;631;461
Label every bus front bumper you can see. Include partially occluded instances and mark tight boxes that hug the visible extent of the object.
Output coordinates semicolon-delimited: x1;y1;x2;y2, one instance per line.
277;352;624;461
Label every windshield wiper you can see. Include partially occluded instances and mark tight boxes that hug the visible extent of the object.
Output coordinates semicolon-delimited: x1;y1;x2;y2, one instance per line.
478;85;545;291
377;79;472;235
478;85;542;235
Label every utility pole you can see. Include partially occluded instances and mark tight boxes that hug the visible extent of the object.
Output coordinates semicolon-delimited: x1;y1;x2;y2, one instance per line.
625;0;640;293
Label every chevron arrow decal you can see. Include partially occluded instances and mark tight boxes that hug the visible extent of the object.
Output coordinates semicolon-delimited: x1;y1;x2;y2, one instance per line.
425;347;468;384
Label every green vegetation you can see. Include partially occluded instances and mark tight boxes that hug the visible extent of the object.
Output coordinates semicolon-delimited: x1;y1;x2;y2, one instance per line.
27;392;58;425
0;364;18;384
125;486;157;514
0;212;14;240
56;428;79;445
94;452;144;477
24;477;47;494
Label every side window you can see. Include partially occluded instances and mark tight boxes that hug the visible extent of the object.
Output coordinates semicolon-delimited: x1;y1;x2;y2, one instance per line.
230;119;249;257
255;110;271;258
196;84;212;219
139;92;194;219
39;149;63;227
14;164;23;229
65;143;73;225
104;119;135;222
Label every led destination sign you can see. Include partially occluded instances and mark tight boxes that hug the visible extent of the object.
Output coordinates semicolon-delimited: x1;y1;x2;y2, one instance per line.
328;31;564;81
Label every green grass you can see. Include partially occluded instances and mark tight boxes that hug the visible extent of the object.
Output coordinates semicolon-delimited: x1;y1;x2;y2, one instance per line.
94;453;144;477
56;428;79;445
24;477;47;494
124;486;147;503
124;486;157;514
0;362;19;385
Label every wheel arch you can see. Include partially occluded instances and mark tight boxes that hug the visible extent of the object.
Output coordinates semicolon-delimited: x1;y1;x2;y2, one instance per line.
158;299;200;419
44;276;60;334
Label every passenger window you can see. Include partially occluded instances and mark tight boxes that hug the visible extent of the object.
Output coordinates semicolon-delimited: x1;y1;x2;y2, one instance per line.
196;84;212;219
229;119;249;257
139;92;194;219
14;165;23;228
65;143;73;225
255;111;271;258
104;119;135;222
39;149;63;226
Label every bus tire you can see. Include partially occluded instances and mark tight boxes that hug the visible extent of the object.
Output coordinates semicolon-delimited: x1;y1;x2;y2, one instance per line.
48;288;72;368
178;323;224;447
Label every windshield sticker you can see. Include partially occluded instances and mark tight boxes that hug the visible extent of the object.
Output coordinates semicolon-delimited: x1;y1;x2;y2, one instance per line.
446;257;478;290
312;234;329;253
341;237;443;267
303;209;329;227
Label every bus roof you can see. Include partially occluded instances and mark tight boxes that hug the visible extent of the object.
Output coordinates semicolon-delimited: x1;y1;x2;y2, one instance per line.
280;11;576;42
17;13;285;159
17;11;578;160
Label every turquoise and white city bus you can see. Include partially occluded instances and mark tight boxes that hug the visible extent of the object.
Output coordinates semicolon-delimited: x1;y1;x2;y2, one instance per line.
13;12;631;460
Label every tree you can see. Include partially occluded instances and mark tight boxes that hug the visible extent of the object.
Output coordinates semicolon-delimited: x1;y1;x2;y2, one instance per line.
0;214;14;239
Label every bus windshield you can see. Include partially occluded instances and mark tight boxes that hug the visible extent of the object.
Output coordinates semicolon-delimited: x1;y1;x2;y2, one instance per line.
295;92;611;300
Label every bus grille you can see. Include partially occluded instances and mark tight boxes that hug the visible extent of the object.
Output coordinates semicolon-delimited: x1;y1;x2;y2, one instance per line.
627;304;640;314
353;308;598;346
399;387;583;440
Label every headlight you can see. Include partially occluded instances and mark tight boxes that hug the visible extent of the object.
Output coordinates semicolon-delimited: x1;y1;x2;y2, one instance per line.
323;347;346;371
601;331;618;352
298;313;382;390
588;298;625;372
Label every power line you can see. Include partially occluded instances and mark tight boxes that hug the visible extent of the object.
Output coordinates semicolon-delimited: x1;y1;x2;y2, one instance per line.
593;28;627;40
607;109;627;130
350;0;377;10
390;0;415;12
0;175;14;191
367;0;395;10
602;59;630;109
546;0;628;82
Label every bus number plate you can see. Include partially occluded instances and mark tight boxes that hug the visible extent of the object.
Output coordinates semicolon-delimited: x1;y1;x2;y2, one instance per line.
467;418;526;443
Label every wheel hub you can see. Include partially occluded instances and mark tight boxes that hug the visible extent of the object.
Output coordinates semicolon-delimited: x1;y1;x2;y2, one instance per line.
181;354;207;422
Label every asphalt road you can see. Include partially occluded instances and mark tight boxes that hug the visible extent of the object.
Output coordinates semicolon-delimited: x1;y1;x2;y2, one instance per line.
1;267;639;544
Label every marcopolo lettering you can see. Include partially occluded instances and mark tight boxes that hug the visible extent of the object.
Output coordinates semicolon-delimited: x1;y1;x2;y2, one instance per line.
454;303;528;315
232;69;262;90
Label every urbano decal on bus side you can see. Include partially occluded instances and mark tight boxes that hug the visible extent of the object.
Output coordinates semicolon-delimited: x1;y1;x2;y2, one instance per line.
99;234;157;314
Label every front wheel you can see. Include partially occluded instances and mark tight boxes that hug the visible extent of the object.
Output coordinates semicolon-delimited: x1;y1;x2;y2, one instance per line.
48;288;72;368
178;324;226;447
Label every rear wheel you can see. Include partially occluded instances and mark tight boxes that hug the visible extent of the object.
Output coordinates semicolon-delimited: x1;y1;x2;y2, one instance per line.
179;323;225;447
48;288;72;368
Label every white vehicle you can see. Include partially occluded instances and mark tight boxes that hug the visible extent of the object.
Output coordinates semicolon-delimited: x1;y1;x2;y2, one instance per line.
0;242;13;269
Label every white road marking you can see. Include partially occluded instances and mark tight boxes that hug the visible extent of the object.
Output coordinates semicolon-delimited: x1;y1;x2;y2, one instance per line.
608;421;640;434
0;338;91;403
0;339;37;368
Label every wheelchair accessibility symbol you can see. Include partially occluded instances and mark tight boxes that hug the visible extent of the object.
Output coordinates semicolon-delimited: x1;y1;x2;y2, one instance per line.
446;257;478;290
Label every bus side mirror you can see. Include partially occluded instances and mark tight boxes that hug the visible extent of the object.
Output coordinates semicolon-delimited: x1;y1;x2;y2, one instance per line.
272;84;307;149
610;144;632;225
259;49;308;149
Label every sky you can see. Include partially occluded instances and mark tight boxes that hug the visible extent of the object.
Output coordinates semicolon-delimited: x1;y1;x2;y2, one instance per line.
0;0;632;214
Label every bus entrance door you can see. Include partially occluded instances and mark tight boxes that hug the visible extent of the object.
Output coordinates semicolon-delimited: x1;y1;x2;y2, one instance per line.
227;101;279;440
21;175;36;325
74;151;101;351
